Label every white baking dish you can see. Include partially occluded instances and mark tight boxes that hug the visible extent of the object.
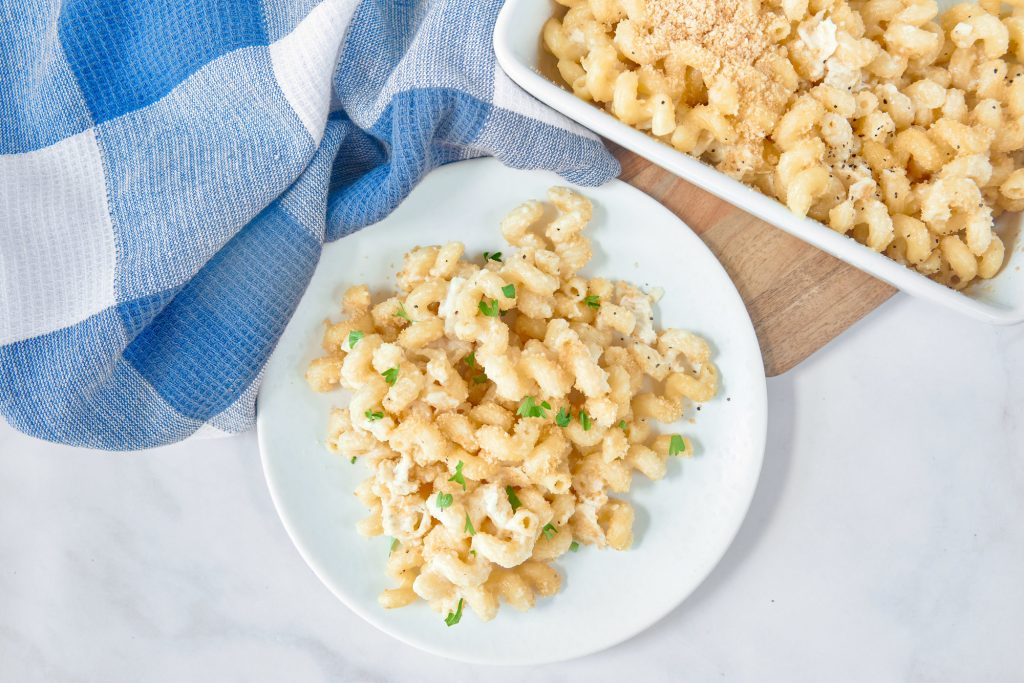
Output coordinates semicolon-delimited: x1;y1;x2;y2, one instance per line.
493;0;1024;324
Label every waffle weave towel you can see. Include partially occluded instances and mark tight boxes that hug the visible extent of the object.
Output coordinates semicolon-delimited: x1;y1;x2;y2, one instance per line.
0;0;618;449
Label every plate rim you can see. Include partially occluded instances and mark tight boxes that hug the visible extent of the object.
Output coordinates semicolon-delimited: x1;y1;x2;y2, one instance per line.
256;157;769;665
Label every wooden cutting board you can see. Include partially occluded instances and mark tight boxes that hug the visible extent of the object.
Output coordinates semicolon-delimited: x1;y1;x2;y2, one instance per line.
612;145;896;376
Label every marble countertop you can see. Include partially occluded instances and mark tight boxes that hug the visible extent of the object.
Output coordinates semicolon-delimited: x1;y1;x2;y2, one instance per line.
2;293;1022;682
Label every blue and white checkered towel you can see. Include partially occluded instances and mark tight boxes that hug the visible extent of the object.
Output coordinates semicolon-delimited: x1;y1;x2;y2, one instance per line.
0;0;618;450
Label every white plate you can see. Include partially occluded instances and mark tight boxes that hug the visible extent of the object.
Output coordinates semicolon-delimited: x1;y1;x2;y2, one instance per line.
257;157;767;664
493;0;1024;325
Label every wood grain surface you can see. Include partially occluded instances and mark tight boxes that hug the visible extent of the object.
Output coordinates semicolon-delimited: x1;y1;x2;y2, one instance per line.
612;146;896;376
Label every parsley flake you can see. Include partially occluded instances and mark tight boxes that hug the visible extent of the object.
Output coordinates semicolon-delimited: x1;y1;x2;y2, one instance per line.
555;406;571;428
365;409;384;422
502;284;516;298
448;460;467;491
478;298;500;317
382;366;399;386
583;295;601;309
347;330;364;349
390;538;399;553
436;492;454;509
483;251;503;263
517;396;551;419
669;434;687;456
350;456;357;464
569;541;580;552
445;598;464;627
464;513;475;536
394;303;412;322
472;373;488;384
617;419;628;433
541;523;558;540
579;410;592;431
464;352;476;367
505;486;522;512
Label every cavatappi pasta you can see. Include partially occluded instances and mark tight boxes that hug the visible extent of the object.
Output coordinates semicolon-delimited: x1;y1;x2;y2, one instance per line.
544;0;1024;290
306;187;717;624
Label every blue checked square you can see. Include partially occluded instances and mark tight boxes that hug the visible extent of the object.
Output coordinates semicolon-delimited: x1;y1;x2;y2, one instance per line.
96;46;313;300
58;0;266;124
259;0;322;42
0;1;93;153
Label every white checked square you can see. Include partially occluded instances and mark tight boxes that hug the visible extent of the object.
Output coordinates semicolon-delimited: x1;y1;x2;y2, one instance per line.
270;0;358;144
0;129;116;344
491;63;586;136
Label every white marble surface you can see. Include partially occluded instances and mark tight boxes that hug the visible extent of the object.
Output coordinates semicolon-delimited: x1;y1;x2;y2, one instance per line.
2;292;1022;682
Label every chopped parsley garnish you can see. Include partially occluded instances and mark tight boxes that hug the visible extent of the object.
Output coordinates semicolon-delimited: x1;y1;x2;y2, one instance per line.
555;406;571;428
464;513;475;536
464;352;476;367
579;410;592;431
350;456;357;464
478;298;500;317
569;541;580;552
505;485;522;512
347;330;364;348
583;295;601;309
448;460;466;490
390;538;399;553
483;251;503;263
365;409;384;422
472;373;488;384
382;366;399;386
517;396;551;419
394;303;412;322
541;523;558;540
436;492;454;509
617;419;628;432
669;434;687;456
502;284;516;298
445;598;464;627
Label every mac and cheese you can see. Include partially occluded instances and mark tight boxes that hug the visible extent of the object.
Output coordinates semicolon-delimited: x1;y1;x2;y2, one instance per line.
306;188;717;624
544;0;1023;289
